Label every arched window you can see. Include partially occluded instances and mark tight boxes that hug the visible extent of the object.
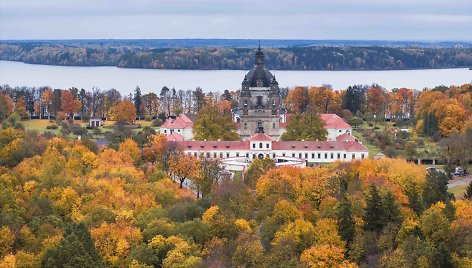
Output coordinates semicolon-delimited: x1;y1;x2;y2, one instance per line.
257;121;264;133
244;123;247;129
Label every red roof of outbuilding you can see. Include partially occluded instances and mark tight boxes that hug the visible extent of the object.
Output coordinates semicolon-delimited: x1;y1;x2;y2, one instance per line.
320;114;352;129
161;114;194;129
166;132;184;142
336;133;356;142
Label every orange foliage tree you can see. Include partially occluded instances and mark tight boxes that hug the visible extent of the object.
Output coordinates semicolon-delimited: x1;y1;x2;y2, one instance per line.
168;152;200;189
111;100;136;124
61;90;81;118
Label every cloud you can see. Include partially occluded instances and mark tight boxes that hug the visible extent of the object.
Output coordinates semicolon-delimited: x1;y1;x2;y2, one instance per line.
1;0;471;40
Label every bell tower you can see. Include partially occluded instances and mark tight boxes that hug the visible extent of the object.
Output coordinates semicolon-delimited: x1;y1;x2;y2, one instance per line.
237;46;281;140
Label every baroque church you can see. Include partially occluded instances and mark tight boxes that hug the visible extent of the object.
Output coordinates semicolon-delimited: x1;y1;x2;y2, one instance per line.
235;46;282;139
160;46;367;170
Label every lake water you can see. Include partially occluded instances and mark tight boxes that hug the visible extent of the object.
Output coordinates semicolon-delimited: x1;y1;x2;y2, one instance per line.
0;60;471;95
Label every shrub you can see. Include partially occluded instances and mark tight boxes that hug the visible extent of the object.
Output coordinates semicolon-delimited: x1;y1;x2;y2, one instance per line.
46;125;58;129
149;171;168;182
72;125;87;136
152;119;163;127
43;131;56;139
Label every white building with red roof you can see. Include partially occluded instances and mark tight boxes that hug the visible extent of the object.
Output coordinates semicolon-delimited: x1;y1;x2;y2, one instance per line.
160;113;195;140
171;132;368;165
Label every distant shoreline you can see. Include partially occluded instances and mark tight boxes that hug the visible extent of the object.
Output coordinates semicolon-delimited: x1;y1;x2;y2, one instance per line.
1;59;470;72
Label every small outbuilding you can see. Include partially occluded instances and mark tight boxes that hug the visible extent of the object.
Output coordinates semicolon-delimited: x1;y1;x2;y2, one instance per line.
89;118;102;127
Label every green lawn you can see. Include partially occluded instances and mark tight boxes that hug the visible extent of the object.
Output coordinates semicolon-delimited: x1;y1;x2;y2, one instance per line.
449;184;467;200
352;129;381;158
22;119;159;141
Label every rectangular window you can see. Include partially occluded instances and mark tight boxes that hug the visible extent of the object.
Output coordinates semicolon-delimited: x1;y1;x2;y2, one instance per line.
330;153;334;159
206;152;210;158
343;154;346;159
213;153;217;158
324;153;328;159
292;153;295;157
266;143;269;148
252;143;255;148
318;153;321;159
237;152;240;157
299;153;302;158
352;154;355;159
305;153;308;158
273;153;276;158
220;153;223;158
259;143;263;148
246;153;249;158
337;153;340;159
361;154;365;159
312;153;315;159
226;153;230;157
282;153;286;156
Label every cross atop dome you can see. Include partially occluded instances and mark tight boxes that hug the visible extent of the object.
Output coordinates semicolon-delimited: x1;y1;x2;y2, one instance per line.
255;43;264;65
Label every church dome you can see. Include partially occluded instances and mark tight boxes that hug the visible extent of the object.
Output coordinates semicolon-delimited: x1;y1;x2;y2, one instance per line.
243;47;276;87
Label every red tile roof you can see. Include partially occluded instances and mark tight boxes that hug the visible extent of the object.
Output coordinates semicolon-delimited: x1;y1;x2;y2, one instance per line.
336;133;356;142
173;140;250;151
166;132;184;142
173;140;367;152
320;114;352;129
161;114;194;129
272;140;367;152
249;133;273;141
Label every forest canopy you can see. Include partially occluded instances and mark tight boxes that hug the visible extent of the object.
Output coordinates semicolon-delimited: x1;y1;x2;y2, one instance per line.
1;42;472;70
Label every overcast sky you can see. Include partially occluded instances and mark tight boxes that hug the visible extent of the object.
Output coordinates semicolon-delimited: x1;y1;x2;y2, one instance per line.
1;0;471;40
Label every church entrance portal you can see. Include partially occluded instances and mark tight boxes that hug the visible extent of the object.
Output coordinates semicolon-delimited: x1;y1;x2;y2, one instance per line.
258;154;264;159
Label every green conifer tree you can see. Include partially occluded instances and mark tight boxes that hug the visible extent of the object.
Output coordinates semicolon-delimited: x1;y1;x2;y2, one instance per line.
41;222;104;268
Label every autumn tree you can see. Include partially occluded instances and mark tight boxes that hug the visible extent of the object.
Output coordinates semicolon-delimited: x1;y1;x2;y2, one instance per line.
142;134;178;171
244;157;276;188
300;244;356;268
285;86;309;113
15;96;29;119
308;86;334;113
0;93;14;122
197;157;222;196
281;107;327;141
193;102;239;141
112;99;136;124
142;93;159;117
366;86;386;121
61;90;81;118
168;152;200;189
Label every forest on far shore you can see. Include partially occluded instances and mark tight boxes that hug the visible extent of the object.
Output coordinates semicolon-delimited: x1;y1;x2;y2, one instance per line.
1;42;471;70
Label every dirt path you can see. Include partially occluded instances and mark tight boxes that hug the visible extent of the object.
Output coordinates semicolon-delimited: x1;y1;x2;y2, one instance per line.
448;177;472;189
